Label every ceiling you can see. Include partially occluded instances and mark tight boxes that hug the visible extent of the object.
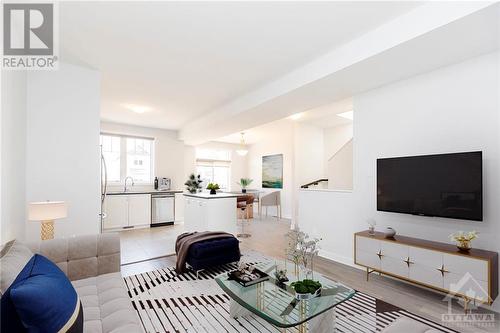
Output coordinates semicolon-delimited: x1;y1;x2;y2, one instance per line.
216;98;353;144
179;2;499;144
59;1;420;130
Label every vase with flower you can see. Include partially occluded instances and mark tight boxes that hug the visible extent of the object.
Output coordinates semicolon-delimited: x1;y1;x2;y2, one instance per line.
449;231;478;252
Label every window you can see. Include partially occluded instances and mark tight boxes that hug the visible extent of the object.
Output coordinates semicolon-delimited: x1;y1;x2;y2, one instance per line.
196;148;231;190
100;134;154;184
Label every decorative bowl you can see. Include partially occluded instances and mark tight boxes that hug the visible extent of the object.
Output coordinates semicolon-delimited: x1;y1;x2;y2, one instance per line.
295;288;321;301
457;240;471;252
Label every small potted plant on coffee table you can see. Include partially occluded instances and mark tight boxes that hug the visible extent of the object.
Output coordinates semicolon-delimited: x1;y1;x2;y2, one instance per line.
290;279;322;300
206;183;220;195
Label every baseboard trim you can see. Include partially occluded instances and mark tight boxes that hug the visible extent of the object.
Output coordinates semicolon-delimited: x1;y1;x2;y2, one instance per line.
318;250;357;268
121;253;176;266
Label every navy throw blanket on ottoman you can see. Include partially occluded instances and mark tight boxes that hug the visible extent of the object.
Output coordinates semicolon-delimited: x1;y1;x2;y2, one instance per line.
175;231;240;274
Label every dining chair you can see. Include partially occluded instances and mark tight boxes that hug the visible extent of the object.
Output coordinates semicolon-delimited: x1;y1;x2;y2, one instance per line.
259;191;281;220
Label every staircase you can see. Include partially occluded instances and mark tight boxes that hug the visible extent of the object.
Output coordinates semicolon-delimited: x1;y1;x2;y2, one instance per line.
300;179;328;189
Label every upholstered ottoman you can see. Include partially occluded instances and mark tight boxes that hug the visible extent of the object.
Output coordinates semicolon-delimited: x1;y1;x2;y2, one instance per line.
186;237;240;276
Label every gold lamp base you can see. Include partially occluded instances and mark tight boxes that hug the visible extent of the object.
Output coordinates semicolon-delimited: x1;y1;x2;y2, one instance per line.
41;220;54;240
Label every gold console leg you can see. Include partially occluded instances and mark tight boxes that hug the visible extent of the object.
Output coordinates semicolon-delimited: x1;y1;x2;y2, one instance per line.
463;297;470;314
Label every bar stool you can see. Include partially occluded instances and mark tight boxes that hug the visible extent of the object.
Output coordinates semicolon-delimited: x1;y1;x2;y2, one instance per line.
237;194;254;238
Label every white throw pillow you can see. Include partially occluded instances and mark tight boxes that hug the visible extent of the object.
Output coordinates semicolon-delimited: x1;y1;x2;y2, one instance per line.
0;240;34;295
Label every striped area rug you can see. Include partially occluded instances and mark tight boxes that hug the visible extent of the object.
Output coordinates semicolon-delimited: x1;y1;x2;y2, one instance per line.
124;254;458;333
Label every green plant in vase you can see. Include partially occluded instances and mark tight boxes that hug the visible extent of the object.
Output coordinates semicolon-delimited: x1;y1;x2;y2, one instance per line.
206;183;220;195
238;178;253;193
184;174;202;193
290;279;322;300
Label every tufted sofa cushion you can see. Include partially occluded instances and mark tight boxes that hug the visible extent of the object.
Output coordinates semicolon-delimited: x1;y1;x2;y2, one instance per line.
72;272;142;333
0;240;34;295
25;234;143;332
27;233;120;281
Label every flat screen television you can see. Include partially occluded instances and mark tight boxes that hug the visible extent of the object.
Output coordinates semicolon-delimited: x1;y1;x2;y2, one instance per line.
377;151;482;221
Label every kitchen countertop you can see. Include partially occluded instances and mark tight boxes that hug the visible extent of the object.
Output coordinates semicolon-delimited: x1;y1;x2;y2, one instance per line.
107;189;183;195
183;192;241;199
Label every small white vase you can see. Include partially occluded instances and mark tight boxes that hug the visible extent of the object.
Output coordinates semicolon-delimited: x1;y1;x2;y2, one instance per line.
384;227;396;238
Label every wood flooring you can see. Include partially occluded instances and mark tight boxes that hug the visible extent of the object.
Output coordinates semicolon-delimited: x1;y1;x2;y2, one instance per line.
120;216;499;333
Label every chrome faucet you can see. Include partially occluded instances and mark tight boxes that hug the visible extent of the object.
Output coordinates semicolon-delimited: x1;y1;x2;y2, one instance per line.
124;176;134;192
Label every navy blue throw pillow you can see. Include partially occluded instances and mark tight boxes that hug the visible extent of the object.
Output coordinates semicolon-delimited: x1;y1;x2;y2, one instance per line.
1;254;83;333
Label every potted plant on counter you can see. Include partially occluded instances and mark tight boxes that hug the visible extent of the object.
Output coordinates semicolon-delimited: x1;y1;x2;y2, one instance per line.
206;183;220;195
238;178;253;193
185;174;202;193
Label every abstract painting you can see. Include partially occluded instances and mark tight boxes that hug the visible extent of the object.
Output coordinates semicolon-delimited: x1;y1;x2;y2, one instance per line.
262;154;283;188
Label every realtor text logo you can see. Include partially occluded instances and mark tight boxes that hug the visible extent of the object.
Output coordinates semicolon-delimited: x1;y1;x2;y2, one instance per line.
2;2;58;69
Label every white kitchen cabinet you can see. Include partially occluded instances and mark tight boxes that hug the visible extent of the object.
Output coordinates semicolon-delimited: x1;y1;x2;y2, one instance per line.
183;193;237;235
128;194;152;226
103;194;151;230
184;197;207;232
104;195;129;229
174;193;184;222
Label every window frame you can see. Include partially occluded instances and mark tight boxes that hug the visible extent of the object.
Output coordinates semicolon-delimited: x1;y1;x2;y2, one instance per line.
100;133;155;185
195;148;232;191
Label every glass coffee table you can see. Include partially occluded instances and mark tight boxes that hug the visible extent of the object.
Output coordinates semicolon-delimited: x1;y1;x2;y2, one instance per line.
215;263;355;332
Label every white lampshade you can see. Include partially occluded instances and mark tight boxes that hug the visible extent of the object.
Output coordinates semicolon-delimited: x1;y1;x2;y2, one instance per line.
28;201;67;221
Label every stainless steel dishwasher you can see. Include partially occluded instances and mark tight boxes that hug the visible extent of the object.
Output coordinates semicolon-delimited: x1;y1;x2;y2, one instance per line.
151;193;175;227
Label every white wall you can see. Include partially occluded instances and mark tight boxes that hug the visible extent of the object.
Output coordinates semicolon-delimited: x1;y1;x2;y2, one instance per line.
25;63;101;241
247;119;294;219
324;123;353;190
294;123;325;186
1;71;27;243
299;52;500;309
100;122;186;191
323;123;353;161
327;139;353;190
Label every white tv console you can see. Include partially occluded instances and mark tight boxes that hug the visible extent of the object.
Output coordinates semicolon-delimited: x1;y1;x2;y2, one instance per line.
354;230;498;310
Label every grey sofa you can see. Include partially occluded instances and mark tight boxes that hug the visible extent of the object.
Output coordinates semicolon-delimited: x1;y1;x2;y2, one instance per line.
26;233;143;333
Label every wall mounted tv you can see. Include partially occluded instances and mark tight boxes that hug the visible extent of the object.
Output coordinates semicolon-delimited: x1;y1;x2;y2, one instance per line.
377;151;482;221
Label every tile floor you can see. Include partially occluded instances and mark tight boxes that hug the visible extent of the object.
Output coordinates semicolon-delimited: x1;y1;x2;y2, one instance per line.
119;215;290;265
119;224;186;264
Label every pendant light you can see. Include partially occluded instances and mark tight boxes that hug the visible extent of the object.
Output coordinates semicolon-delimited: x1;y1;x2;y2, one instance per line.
236;132;248;156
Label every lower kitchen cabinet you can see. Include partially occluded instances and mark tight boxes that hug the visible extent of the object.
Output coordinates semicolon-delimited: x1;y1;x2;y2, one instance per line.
128;194;151;226
103;194;151;230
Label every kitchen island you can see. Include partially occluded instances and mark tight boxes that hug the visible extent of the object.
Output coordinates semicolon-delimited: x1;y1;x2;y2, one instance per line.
183;192;240;235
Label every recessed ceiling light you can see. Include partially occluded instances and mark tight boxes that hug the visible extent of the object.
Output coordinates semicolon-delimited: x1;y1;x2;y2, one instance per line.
288;113;304;120
122;104;151;114
337;111;353;120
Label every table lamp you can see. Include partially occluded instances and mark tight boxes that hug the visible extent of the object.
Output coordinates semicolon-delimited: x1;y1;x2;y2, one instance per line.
28;201;67;240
